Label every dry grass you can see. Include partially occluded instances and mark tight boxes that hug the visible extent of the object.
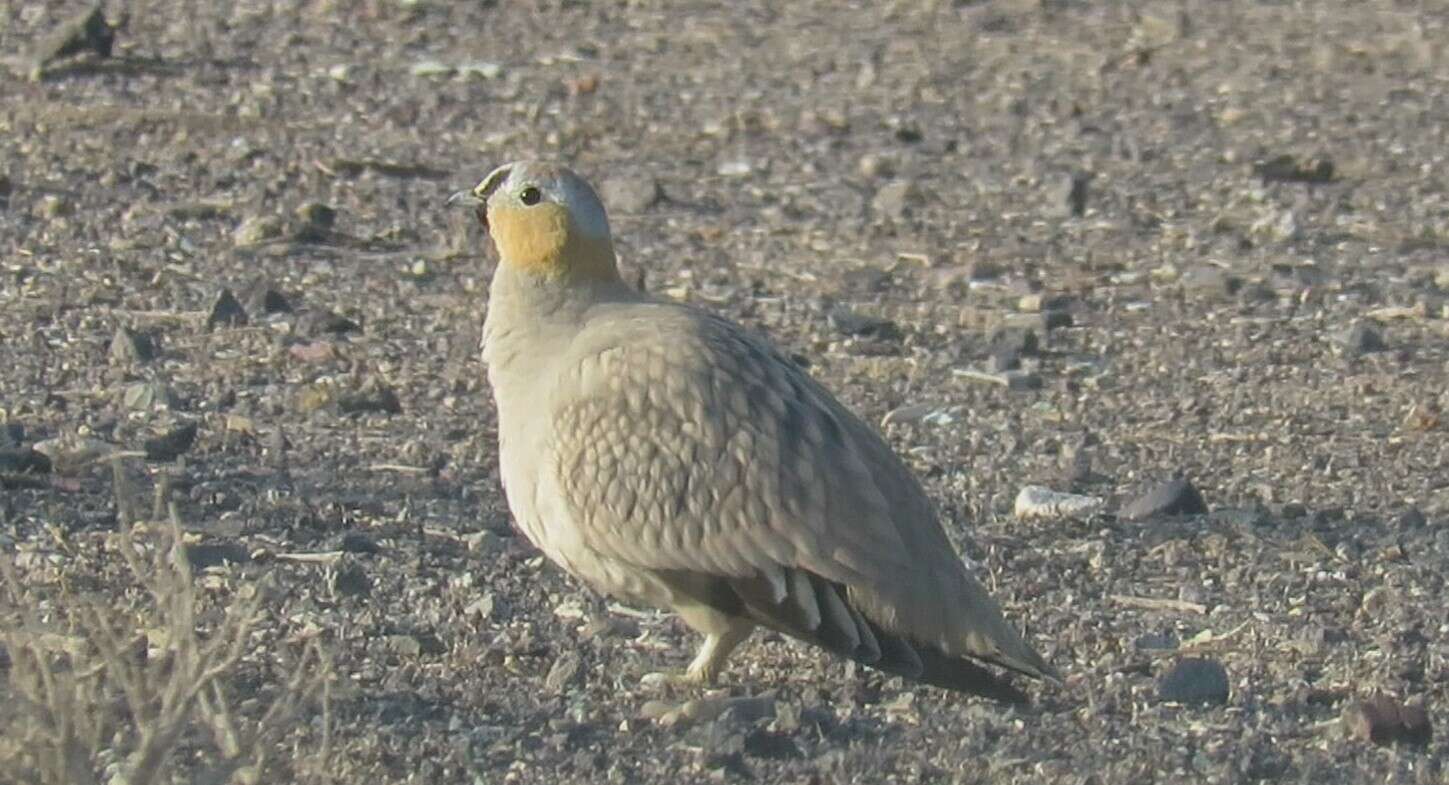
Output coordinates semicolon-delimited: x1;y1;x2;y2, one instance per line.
0;456;333;785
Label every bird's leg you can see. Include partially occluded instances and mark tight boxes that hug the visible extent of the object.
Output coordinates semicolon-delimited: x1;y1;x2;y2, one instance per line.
642;609;753;690
684;620;754;684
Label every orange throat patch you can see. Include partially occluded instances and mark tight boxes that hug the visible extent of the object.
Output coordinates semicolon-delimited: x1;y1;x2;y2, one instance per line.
488;202;618;282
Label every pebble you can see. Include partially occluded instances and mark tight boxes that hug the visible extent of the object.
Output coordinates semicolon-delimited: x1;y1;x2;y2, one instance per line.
233;215;285;247
332;563;372;597
1335;323;1387;355
600;176;663;213
857;153;893;179
870;179;923;220
337;386;402;416
144;421;198;461
544;652;583;692
109;327;156;365
1002;311;1071;332
1179;266;1241;299
1014;486;1104;521
184;541;250;569
1120;477;1208;521
340;531;380;554
1395;507;1427;529
1134;631;1180;651
826;306;899;339
208;289;249;329
1043;171;1089;218
988;326;1040;357
1343;694;1431;746
0;447;51;474
465;593;495;620
1157;658;1229;705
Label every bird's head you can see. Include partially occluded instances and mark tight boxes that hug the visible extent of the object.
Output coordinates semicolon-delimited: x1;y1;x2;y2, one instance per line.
452;161;619;282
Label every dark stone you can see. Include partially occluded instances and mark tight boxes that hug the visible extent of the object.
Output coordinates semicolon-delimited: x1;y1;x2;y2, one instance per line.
184;541;251;569
1121;477;1209;521
1344;695;1432;747
207;289;249;330
1158;658;1229;705
338;387;402;416
0;447;51;474
332;564;372;597
340;531;380;554
143;421;199;462
988;326;1040;357
1253;154;1335;184
826;306;900;340
1337;323;1387;355
110;327;157;365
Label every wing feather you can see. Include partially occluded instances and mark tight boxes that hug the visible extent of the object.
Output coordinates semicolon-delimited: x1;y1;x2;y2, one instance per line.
549;303;1054;682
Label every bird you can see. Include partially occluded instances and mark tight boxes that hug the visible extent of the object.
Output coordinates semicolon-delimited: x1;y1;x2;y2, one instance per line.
452;161;1058;703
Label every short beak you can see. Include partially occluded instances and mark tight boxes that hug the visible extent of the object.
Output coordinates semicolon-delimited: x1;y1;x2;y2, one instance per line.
449;188;489;232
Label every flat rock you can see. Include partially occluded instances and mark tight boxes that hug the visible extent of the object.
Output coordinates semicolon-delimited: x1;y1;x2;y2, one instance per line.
1121;477;1208;521
1158;658;1229;705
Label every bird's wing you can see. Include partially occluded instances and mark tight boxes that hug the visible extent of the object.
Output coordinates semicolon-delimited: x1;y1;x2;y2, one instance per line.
546;303;1053;683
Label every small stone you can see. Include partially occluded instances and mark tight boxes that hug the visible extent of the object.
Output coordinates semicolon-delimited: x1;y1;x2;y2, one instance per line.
1134;631;1180;651
144;421;198;461
1253;154;1335;184
208;289;249;329
1179;266;1241;299
716;160;753;177
121;381;177;411
332;563;371;597
465;593;495;620
29;5;120;77
184;541;250;570
245;282;292;315
385;635;423;658
1157;658;1229;705
0;447;51;475
857;154;893;180
986;350;1020;372
232;215;284;247
988;327;1040;358
464;529;505;554
296;309;361;336
880;403;938;427
295;202;337;239
1121;477;1208;521
1336;323;1387;355
38;195;71;219
109;327;157;365
1344;694;1432;746
826;306;900;340
1001;311;1071;332
1043;171;1090;218
1014;486;1104;521
1359;586;1393;617
337;386;402;416
1396;507;1427;529
340;532;380;554
579;616;637;640
870;179;923;220
544;652;583;692
600;176;662;213
1002;370;1042;391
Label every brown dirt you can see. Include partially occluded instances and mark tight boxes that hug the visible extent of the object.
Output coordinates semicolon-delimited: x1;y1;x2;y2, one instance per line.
2;1;1448;782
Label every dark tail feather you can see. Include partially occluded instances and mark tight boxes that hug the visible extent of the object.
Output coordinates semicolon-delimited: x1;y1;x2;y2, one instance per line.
727;570;1032;704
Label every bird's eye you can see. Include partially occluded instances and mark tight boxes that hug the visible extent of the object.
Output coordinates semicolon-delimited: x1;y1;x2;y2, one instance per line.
519;186;542;206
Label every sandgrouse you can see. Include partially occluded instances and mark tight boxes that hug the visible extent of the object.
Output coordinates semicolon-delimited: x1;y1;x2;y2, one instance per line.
454;161;1057;702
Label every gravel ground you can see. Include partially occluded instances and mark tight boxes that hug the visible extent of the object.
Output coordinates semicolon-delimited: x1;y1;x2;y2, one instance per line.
3;1;1449;783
